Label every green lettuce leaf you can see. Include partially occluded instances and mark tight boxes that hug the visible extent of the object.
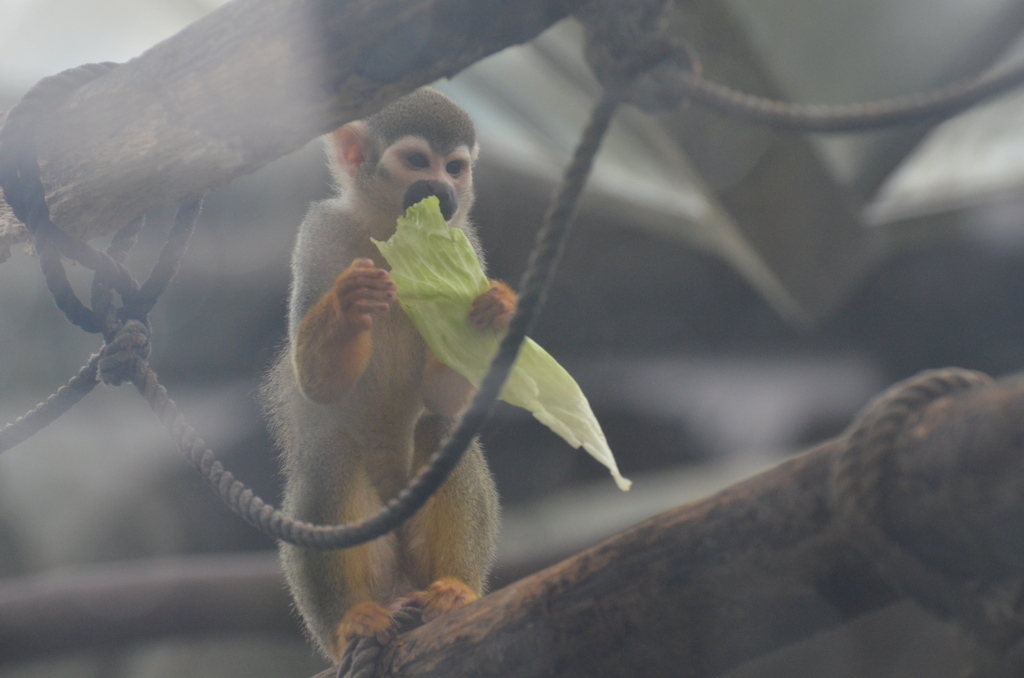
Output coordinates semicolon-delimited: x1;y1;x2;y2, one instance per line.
373;197;631;491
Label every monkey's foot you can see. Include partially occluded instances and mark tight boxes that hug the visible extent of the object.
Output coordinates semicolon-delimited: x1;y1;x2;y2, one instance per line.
334;601;398;655
401;576;480;623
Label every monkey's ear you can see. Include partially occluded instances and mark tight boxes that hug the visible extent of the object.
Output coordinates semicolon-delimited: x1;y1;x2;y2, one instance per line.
331;122;371;180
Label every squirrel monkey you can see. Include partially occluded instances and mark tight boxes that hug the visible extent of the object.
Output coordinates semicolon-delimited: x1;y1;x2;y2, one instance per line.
263;89;515;660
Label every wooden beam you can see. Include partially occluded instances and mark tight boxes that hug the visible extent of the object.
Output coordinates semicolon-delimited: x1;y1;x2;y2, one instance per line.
1;0;572;243
305;370;1024;678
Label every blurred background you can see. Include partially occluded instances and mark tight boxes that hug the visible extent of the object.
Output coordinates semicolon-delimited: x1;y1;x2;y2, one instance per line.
3;0;1024;675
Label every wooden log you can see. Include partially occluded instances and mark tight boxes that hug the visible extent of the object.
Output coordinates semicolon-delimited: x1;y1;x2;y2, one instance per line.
2;0;573;242
304;370;1024;678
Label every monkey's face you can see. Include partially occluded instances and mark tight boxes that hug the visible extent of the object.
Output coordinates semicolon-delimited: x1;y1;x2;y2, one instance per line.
372;135;476;225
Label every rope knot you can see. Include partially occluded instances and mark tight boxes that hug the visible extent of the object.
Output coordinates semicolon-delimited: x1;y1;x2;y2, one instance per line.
576;0;701;114
98;319;151;386
578;0;673;91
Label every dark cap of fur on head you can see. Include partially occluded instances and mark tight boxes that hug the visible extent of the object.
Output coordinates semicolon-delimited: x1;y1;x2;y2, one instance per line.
365;88;477;156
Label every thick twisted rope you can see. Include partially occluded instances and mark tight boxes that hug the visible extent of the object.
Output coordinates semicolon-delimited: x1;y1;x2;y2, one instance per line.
658;57;1024;132
0;355;100;453
832;368;1024;677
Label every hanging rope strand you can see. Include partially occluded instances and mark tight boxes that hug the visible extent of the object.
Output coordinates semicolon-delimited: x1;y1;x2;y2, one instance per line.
0;355;100;453
670;59;1024;131
124;199;200;320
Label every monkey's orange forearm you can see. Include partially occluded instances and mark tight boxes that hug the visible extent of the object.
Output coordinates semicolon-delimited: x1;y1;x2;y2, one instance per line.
294;292;372;404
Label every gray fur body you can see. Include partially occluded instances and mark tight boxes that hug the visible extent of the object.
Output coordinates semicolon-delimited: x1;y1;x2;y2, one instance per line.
263;188;500;656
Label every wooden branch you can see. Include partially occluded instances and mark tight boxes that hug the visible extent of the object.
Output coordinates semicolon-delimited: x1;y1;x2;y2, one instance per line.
305;370;1024;678
1;0;574;242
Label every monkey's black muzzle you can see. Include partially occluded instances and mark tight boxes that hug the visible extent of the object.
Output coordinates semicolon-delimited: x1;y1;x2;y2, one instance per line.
403;180;458;221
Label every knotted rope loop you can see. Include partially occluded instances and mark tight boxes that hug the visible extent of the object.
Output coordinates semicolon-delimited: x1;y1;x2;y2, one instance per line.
575;0;701;113
580;0;673;89
0;63;130;295
98;319;152;386
0;62;140;335
832;368;1024;676
121;199;200;322
0;64;198;453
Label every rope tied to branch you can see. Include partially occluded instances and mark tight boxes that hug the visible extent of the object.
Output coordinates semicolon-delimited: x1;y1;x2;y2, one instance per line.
832;367;1024;678
98;319;151;386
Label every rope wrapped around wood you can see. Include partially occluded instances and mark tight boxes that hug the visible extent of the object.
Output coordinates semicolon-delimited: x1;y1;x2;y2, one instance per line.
832;368;1024;678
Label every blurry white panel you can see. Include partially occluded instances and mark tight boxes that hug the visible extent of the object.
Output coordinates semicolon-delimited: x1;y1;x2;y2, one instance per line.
868;39;1024;224
726;0;1023;187
0;0;229;94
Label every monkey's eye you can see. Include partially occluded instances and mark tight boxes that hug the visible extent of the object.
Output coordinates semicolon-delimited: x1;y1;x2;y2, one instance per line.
406;153;430;169
446;160;465;177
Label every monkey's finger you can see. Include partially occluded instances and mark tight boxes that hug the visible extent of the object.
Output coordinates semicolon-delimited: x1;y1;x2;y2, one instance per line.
338;282;392;304
347;300;391;315
469;293;496;311
489;310;514;331
336;270;395;293
469;294;502;316
349;257;379;270
469;298;512;330
470;313;513;332
343;286;396;304
472;284;516;310
351;267;393;283
337;602;397;647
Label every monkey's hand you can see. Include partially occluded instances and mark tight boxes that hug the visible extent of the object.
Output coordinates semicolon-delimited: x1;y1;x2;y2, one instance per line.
422;281;515;414
400;577;480;623
294;258;396;403
331;258;397;332
469;280;517;331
